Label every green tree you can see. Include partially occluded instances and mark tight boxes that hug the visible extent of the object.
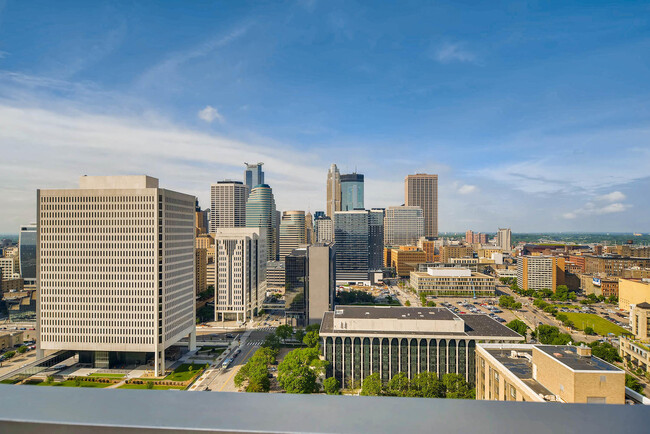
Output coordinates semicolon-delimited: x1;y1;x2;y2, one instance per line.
536;325;572;345
17;345;27;354
584;326;595;335
74;377;82;387
506;319;528;339
442;373;475;399
303;331;320;349
262;333;282;350
589;341;622;364
409;372;445;398
46;375;54;384
426;301;436;307
305;323;320;333
555;313;568;323
146;381;154;389
323;377;340;395
4;351;15;359
626;374;644;394
277;347;321;394
294;328;306;345
405;300;411;306
563;319;575;329
386;372;410;397
360;373;383;396
276;324;294;342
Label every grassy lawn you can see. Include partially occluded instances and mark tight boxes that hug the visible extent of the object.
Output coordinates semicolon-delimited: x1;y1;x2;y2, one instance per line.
163;363;207;382
88;373;125;378
563;312;627;336
118;383;184;390
32;380;110;388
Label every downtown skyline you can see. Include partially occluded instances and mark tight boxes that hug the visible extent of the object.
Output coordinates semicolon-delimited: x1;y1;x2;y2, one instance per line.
1;1;650;233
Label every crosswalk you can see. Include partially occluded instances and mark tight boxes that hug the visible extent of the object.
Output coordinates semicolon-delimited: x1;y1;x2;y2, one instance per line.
244;340;265;346
257;327;276;331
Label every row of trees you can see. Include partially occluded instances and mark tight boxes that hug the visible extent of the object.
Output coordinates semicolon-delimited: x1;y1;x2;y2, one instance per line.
234;346;278;392
360;372;474;399
419;293;436;307
499;295;522;310
581;293;618;305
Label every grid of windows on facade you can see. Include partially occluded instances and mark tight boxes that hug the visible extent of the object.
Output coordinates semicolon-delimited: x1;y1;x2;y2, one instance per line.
161;194;195;342
322;336;476;388
39;194;158;347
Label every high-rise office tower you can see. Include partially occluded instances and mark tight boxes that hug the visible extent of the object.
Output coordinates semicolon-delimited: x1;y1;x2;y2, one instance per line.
368;208;385;271
314;211;326;220
340;173;364;211
244;162;265;190
405;174;438;237
284;243;336;326
37;175;196;375
214;228;266;323
19;223;37;286
326;164;341;218
384;206;424;246
305;212;314;244
246;184;278;261
210;180;249;232
498;228;512;252
315;216;333;243
334;210;370;282
195;199;209;235
279;211;306;260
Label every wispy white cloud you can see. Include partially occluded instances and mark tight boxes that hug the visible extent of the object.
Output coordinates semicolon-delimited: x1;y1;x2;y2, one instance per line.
136;24;251;90
434;42;476;64
597;191;625;202
198;105;224;123
563;201;631;219
458;184;477;195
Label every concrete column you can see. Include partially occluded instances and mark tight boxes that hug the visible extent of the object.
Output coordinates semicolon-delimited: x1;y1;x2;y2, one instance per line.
160;349;165;376
189;329;197;352
154;351;159;376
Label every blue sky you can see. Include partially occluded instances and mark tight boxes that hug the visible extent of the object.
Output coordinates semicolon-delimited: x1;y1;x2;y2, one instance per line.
0;0;649;233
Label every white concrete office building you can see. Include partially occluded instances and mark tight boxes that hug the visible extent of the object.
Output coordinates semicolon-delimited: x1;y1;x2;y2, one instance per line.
214;228;267;323
210;181;249;232
315;216;333;243
384;205;424;246
37;176;196;375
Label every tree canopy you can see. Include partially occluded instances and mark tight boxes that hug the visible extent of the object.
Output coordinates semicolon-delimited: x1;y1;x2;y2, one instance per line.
534;324;572;345
506;319;528;339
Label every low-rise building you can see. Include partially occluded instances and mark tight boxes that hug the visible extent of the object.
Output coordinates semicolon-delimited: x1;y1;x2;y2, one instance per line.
619;278;650;311
410;268;496;297
266;260;286;292
319;306;522;388
619;302;650;375
0;330;25;351
440;245;473;264
385;247;427;277
476;343;625;404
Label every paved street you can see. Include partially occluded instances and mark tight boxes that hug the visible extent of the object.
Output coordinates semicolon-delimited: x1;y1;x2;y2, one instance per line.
200;328;276;392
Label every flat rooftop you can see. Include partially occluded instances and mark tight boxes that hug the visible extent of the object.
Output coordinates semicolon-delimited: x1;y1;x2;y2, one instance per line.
321;306;522;339
536;345;622;372
333;306;457;321
484;347;552;397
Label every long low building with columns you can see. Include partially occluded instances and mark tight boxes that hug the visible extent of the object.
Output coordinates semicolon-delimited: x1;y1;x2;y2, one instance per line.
319;306;522;388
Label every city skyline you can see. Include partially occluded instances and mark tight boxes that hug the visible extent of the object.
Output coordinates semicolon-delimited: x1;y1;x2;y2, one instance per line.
1;1;650;233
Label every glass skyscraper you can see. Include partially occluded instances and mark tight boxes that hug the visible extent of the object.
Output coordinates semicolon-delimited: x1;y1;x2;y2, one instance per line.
368;209;384;271
244;162;264;190
334;210;369;281
19;223;37;285
245;184;278;261
340;173;364;211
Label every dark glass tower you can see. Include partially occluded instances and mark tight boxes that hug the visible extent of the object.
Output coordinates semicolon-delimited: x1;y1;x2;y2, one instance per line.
340;173;364;211
244;162;265;190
